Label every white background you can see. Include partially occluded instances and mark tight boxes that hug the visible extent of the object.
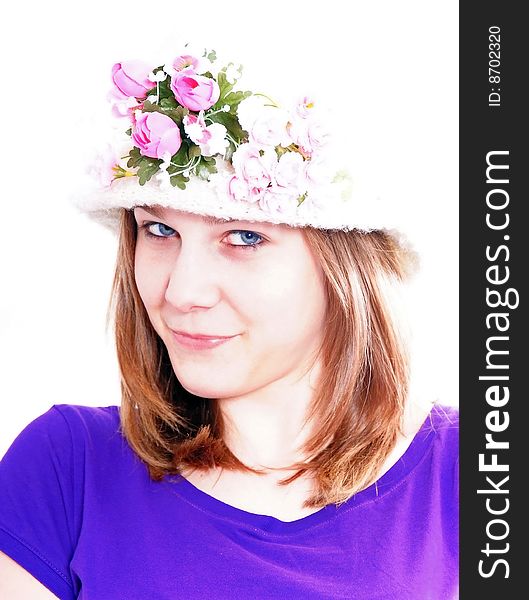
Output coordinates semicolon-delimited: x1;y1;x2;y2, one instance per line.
0;0;458;457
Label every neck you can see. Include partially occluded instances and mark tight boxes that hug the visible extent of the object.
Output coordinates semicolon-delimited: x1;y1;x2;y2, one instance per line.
216;361;321;471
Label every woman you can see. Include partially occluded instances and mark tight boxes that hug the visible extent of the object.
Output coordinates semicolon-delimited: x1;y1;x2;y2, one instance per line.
0;48;458;599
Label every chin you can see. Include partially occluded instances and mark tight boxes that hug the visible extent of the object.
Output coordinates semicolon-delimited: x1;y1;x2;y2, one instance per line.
175;370;241;400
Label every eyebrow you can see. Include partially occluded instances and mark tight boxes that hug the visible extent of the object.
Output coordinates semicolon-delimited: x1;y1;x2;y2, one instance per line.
135;206;255;227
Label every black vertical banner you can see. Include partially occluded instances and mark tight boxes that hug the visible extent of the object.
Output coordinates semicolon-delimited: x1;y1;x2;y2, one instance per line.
460;1;526;597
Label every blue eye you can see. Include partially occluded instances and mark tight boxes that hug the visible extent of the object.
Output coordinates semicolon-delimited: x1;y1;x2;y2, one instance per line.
226;231;264;250
144;222;175;238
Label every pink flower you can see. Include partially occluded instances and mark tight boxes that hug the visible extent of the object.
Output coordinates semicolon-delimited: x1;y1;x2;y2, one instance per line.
170;69;220;111
295;96;316;119
112;61;156;99
169;53;211;75
288;116;329;156
275;152;305;191
183;113;228;157
259;185;298;217
88;144;120;187
249;108;292;148
132;111;182;159
173;55;201;72
232;144;277;191
228;176;263;203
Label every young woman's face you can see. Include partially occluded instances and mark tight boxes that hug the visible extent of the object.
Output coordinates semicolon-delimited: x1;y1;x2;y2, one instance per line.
133;206;327;399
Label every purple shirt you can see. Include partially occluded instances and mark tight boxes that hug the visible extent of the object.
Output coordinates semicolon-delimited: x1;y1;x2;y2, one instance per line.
0;403;458;599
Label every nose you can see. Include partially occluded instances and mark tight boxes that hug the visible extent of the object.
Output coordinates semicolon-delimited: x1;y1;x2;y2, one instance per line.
164;241;221;312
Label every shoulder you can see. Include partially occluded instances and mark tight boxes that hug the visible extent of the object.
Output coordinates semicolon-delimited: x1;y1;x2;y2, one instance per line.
422;403;459;448
403;401;458;468
14;403;121;443
1;404;122;476
49;403;121;438
418;403;459;490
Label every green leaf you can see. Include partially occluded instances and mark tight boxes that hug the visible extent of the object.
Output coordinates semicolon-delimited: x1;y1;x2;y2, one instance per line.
188;144;201;158
222;90;252;112
224;144;235;162
142;100;158;112
137;157;161;185
297;193;307;207
127;147;143;169
215;69;234;105
166;143;192;174
197;156;218;177
170;173;190;189
160;96;178;110
156;77;174;102
206;50;217;62
207;110;248;144
142;101;188;125
168;106;189;124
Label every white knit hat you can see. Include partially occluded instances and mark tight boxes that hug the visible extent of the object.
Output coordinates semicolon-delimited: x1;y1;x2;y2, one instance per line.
72;47;417;259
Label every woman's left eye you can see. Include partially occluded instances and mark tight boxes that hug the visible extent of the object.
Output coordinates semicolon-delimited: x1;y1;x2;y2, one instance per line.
224;230;264;250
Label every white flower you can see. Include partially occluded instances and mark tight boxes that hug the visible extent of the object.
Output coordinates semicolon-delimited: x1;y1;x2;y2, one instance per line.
148;70;167;83
199;123;229;157
249;107;292;148
275;152;305;191
232;144;277;190
107;90;138;118
162;63;176;77
183;113;229;157
288;114;330;156
159;152;172;171
259;185;298;217
183;113;208;145
236;95;269;132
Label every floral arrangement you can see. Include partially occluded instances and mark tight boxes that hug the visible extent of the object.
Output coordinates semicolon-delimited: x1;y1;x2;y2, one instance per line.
107;48;334;213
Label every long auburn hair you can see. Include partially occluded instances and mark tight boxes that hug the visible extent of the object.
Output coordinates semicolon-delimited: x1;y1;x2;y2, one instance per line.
109;207;418;509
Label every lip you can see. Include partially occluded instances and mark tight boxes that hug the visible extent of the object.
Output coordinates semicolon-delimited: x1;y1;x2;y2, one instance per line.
171;330;239;350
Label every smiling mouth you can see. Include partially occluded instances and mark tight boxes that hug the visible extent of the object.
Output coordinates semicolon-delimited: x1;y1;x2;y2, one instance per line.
170;330;239;351
172;330;237;340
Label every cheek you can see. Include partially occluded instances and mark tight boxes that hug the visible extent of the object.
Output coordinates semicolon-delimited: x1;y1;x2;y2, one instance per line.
134;251;168;310
247;263;326;342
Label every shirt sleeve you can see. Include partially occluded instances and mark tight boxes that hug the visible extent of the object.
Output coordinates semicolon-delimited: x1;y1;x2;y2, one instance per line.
0;406;80;599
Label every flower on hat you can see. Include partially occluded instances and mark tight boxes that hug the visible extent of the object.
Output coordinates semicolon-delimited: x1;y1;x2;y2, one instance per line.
112;61;156;99
183;112;229;157
248;108;293;148
295;95;316;119
173;55;201;73
275;151;305;191
288;115;330;157
107;47;338;209
260;184;299;218
231;144;276;193
171;69;220;112
132;111;182;159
